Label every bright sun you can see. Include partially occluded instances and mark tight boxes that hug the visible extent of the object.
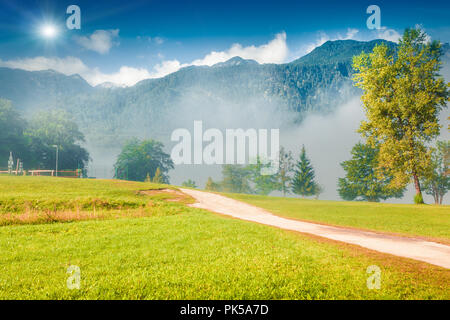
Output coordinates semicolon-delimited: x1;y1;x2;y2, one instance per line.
40;24;58;39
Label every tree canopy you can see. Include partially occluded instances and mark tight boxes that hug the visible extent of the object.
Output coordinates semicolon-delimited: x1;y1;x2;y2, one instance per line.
26;109;89;170
113;138;173;183
1;100;89;170
338;142;405;202
352;28;449;203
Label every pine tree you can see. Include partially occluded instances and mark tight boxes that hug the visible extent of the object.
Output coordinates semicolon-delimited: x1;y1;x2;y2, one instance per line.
152;167;164;184
291;146;318;197
144;173;151;183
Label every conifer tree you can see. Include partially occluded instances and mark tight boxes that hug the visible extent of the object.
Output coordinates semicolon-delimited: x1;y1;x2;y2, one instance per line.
291;146;318;197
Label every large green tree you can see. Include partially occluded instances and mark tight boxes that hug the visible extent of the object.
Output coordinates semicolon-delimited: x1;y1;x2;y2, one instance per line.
291;146;318;198
114;138;173;182
26;109;90;170
1;103;89;171
421;141;449;204
338;143;405;202
353;28;449;203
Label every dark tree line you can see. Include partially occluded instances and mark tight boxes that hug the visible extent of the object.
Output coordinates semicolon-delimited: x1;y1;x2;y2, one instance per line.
0;99;89;170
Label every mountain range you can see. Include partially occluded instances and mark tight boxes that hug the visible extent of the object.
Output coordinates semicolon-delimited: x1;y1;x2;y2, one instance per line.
1;39;448;157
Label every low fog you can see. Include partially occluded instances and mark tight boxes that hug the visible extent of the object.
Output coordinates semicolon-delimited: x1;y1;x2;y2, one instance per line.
85;78;449;205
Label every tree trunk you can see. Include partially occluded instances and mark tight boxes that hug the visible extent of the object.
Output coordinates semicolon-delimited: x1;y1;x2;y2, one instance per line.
412;173;423;202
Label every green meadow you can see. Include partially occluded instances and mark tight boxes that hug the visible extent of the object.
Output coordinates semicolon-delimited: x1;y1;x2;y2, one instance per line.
0;176;448;299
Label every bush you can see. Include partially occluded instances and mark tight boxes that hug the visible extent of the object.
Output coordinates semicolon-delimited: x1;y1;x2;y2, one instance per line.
414;193;424;204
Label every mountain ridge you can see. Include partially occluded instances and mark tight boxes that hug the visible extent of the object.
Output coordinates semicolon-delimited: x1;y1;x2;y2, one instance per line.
1;39;448;151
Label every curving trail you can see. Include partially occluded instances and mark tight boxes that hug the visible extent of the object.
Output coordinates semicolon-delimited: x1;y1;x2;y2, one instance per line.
180;188;450;269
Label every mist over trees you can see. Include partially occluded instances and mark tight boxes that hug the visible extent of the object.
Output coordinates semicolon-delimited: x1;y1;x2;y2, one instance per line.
203;145;323;198
0;99;89;170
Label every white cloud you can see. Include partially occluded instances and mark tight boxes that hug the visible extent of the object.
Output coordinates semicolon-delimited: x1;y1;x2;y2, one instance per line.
150;59;183;78
0;56;149;87
74;29;120;54
191;32;289;66
375;27;401;43
145;32;289;78
3;30;391;87
88;66;151;87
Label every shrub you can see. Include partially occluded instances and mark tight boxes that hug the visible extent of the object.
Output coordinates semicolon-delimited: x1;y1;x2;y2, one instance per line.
414;193;424;204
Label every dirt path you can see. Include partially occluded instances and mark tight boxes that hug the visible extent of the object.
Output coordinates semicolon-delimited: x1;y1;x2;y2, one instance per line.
180;188;450;269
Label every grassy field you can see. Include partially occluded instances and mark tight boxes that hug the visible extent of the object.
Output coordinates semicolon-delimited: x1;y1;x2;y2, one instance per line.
0;176;449;299
226;193;450;243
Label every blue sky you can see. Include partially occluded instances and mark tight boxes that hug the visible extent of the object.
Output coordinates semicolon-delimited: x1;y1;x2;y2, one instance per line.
0;0;449;86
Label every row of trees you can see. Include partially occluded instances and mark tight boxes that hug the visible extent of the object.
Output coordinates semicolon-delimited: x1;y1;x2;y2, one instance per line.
338;141;448;204
113;137;325;198
0;99;89;170
110;27;449;205
203;146;323;198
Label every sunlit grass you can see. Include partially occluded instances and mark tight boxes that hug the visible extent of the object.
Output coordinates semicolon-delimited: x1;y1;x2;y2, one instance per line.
0;176;448;299
225;193;450;242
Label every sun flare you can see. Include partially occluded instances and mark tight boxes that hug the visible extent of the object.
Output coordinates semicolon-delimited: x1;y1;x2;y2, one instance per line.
40;24;58;39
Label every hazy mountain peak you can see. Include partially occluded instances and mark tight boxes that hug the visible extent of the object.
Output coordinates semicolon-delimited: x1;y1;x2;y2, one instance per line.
213;56;259;67
291;39;397;66
96;82;123;89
